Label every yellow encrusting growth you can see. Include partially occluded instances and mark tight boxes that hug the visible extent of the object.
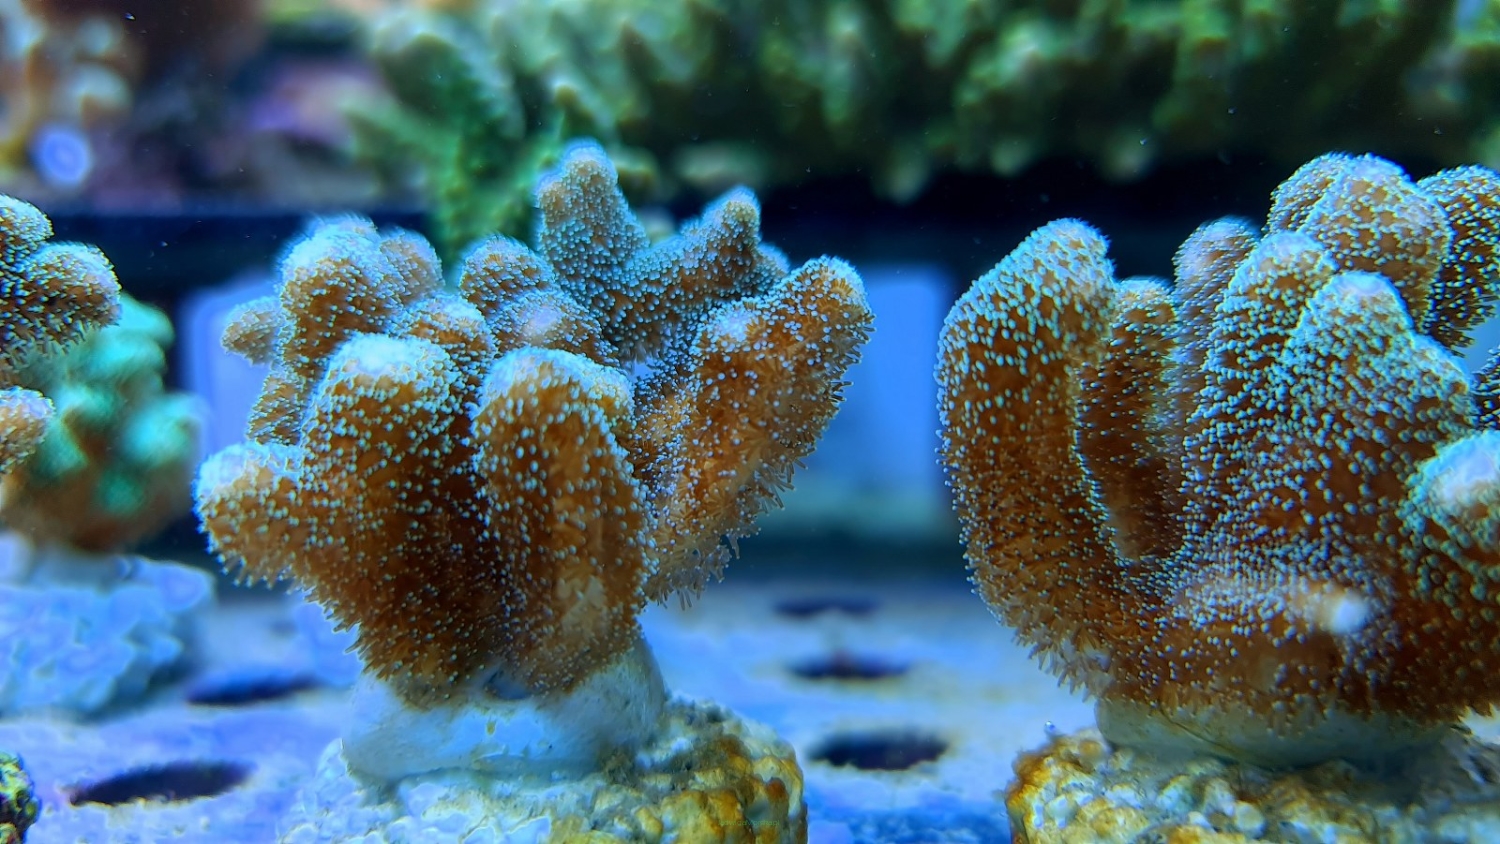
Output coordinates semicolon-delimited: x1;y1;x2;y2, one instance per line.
0;195;121;476
196;139;871;701
938;153;1500;764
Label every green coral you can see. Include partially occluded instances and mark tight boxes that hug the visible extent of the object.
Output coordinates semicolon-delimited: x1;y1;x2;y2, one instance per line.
0;294;201;553
348;1;687;258
0;753;37;844
347;0;1500;258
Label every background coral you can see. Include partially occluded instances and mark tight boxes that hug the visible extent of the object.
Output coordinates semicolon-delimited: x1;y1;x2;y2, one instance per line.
343;0;1500;258
0;0;267;198
196;139;872;702
937;153;1500;766
0;192;206;720
1;293;202;553
0;193;119;476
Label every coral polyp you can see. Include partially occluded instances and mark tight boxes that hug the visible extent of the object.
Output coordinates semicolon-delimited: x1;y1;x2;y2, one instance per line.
938;153;1500;767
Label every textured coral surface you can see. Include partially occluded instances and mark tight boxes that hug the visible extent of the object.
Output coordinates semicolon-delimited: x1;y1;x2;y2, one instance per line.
0;540;215;718
1008;728;1500;844
0;194;119;476
938;153;1500;765
195;139;872;701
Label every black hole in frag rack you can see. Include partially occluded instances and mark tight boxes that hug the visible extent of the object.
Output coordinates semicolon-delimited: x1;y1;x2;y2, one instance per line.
788;650;908;681
68;761;252;806
773;596;879;619
187;670;320;706
810;730;947;771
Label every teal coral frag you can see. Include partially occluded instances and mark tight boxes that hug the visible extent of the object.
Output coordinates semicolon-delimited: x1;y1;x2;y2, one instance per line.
2;294;203;553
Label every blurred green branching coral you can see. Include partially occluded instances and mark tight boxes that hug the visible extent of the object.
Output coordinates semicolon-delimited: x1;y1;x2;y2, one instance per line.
0;752;37;844
341;0;1500;259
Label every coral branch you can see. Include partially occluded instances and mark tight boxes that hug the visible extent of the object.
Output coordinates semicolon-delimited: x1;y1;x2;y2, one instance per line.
638;256;872;598
937;220;1131;693
1077;277;1180;562
0;390;51;477
939;153;1500;765
196;139;871;701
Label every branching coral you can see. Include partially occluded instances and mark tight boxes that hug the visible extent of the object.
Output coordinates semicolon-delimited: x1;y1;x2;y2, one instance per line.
343;0;723;257
195;139;872;703
938;153;1500;767
0;194;120;476
344;0;1500;257
1;293;202;552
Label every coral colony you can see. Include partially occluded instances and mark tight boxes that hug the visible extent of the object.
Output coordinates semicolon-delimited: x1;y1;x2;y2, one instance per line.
1;294;202;554
194;139;872;839
939;153;1500;839
0;197;120;476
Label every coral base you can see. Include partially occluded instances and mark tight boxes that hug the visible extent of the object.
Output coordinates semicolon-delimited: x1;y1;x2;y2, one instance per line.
281;698;807;843
1007;727;1500;843
340;639;669;784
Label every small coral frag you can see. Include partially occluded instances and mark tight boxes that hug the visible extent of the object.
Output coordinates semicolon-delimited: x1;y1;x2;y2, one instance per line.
939;153;1500;766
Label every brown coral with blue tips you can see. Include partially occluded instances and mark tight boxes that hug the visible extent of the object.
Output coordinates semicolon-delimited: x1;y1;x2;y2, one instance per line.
0;194;120;477
938;152;1500;769
195;138;862;840
2;293;203;553
196;138;872;700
